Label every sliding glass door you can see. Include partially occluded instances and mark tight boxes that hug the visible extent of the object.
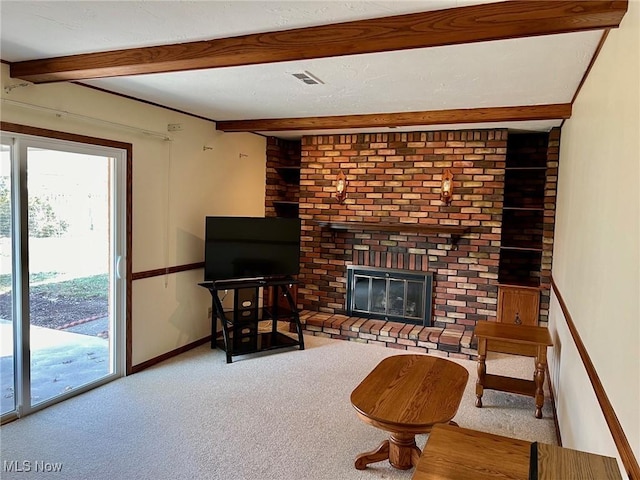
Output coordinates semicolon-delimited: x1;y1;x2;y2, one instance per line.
0;143;15;416
1;133;126;421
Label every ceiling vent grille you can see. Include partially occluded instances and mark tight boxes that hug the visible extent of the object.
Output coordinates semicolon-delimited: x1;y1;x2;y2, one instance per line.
292;71;324;85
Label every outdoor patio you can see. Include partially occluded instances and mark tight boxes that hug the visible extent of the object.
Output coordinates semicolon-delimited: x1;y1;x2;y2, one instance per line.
0;317;109;413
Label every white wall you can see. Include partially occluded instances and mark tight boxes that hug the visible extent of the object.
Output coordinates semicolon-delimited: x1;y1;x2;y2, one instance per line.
0;64;267;365
549;1;639;477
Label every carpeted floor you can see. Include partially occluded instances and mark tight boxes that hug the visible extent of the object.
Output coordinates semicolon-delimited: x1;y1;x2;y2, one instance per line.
0;334;556;479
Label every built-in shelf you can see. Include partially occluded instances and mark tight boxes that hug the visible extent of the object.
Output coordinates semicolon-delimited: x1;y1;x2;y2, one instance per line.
275;166;301;184
276;166;301;171
499;132;549;291
315;221;469;245
500;246;543;252
503;206;544;211
504;166;547;171
273;200;299;218
500;279;541;289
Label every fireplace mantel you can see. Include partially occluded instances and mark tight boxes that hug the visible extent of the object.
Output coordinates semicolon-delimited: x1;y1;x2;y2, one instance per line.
315;220;469;244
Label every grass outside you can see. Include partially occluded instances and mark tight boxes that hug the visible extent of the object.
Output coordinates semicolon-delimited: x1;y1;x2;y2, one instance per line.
0;272;60;294
30;274;108;300
0;274;109;329
0;273;107;298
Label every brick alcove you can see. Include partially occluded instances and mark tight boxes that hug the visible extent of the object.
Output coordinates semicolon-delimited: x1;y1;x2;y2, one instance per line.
265;129;558;359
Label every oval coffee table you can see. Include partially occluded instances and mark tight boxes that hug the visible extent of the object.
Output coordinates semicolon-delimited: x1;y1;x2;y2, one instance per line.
351;354;469;471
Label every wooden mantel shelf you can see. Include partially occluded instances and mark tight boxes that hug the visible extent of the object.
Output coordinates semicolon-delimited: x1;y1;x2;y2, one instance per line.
315;220;469;237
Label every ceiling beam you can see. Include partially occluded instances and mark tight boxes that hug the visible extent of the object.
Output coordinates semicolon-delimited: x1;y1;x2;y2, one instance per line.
11;1;628;83
215;104;572;132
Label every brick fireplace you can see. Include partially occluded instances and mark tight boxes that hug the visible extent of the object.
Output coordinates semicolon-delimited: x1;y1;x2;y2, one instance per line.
265;129;558;359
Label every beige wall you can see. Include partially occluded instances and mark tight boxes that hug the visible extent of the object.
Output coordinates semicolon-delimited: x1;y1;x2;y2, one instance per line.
0;64;267;365
549;1;639;477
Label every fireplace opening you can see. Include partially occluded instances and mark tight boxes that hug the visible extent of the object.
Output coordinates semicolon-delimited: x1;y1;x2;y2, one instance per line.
346;266;433;326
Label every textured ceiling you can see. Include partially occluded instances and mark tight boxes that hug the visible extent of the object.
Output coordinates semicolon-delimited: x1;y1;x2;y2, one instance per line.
0;1;606;138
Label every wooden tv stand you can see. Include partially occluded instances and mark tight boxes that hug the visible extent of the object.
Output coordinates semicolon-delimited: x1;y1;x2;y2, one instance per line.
199;277;305;363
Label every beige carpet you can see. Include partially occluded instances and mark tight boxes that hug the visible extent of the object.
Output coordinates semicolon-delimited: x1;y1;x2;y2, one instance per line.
0;335;556;479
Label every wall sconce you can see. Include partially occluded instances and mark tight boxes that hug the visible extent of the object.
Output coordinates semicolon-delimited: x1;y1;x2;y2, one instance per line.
335;170;348;204
441;169;454;205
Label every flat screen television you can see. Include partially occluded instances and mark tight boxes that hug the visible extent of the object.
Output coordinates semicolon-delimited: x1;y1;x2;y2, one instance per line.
204;216;301;282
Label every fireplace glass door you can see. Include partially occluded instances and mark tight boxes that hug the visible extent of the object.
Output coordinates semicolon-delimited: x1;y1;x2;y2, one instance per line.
347;266;432;326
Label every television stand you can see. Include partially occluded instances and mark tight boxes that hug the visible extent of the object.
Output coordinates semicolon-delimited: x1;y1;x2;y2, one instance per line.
199;277;305;363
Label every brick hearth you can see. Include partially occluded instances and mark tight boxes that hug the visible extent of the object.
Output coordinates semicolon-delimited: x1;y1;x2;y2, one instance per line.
300;311;476;359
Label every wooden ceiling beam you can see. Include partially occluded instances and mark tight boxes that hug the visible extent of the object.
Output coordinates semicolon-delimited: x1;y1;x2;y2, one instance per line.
214;104;572;132
11;1;628;83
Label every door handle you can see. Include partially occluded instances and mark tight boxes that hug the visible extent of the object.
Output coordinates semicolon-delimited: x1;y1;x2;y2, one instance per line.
116;256;125;280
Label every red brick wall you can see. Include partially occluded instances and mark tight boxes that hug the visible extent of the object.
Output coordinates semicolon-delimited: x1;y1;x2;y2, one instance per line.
540;128;560;324
297;130;508;331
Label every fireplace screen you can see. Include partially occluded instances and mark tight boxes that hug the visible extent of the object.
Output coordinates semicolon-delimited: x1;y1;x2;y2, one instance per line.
346;266;433;326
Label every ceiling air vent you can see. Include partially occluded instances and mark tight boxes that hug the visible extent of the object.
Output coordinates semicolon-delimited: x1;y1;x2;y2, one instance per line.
292;71;325;85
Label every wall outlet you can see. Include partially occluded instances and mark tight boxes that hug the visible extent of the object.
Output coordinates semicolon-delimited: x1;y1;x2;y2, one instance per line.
167;123;183;132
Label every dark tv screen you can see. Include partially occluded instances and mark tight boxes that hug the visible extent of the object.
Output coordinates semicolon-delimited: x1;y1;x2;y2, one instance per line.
204;216;301;282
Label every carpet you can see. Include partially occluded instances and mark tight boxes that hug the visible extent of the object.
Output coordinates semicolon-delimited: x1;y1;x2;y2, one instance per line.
0;334;556;479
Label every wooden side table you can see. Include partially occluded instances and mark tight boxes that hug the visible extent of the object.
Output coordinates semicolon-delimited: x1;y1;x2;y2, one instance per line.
412;423;531;480
412;424;623;480
533;442;622;479
473;320;552;418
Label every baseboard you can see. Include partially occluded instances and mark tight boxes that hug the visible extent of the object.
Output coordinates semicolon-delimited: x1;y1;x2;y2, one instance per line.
130;336;211;374
546;363;562;446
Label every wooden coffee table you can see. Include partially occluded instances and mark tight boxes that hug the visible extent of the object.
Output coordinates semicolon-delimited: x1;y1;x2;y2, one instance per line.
350;354;469;471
